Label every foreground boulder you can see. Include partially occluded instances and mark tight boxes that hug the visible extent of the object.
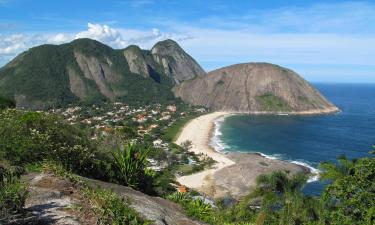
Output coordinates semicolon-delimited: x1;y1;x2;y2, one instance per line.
21;173;204;225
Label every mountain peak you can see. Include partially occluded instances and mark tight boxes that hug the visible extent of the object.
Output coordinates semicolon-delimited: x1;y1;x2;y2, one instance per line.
151;39;183;55
150;39;206;84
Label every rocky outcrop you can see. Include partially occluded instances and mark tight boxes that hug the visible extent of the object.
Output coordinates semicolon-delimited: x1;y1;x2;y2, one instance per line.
173;63;339;114
73;51;116;99
123;45;150;77
84;178;205;225
21;173;205;225
151;40;206;84
122;39;206;84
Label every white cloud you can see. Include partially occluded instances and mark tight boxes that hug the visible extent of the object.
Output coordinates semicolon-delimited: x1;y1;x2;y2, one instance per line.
76;23;128;48
47;33;71;44
0;34;27;55
0;23;188;66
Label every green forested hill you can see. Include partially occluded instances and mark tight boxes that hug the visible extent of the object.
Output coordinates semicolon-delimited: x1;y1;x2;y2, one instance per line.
0;38;204;109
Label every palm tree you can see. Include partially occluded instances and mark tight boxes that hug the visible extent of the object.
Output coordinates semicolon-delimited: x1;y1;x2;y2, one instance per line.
319;155;355;181
251;171;323;224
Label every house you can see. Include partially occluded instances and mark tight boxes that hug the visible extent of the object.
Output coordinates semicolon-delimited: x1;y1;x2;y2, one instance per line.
166;105;177;112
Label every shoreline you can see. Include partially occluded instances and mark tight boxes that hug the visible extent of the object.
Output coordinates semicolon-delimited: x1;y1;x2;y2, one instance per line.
175;111;318;199
175;111;236;190
222;106;340;116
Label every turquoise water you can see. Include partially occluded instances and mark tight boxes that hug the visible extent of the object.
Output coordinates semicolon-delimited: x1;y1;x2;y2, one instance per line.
213;83;375;195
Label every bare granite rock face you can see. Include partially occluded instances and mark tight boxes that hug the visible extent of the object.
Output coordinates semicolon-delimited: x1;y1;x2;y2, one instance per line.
123;45;151;77
173;63;339;114
73;51;117;99
151;39;206;84
122;39;206;84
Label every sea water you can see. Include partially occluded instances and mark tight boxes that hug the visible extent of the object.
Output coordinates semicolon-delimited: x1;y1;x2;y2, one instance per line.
212;83;375;195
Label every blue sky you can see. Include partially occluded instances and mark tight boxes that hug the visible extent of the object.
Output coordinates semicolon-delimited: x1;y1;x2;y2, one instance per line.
1;0;375;83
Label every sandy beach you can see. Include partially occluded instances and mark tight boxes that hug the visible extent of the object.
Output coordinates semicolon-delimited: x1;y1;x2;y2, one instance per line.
175;111;235;190
175;111;307;199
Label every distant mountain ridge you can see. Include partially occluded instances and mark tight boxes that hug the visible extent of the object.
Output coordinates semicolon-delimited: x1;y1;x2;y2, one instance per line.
0;38;205;109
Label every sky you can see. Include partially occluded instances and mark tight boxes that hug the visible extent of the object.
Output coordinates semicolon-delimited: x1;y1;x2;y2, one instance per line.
1;0;375;83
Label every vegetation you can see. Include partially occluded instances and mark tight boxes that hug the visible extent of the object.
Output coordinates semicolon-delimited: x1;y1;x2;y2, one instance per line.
0;109;97;175
167;151;375;225
111;144;154;190
0;109;154;193
43;162;150;225
0;38;176;109
162;114;196;142
0;97;15;109
256;93;291;111
1;103;374;224
320;155;375;224
167;192;216;223
0;166;28;223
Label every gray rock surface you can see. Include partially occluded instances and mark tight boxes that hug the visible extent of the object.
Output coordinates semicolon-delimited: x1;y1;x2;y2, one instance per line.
173;63;339;114
209;152;308;200
151;40;206;84
84;177;205;225
21;173;205;225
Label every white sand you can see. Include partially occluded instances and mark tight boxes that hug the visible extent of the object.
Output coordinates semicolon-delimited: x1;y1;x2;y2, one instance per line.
175;111;235;189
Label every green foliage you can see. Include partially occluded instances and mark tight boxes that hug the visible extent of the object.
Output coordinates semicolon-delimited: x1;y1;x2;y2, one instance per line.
0;38;177;109
0;96;15;109
162;115;195;142
118;125;138;140
248;171;323;225
0;167;28;221
0;109;97;175
84;188;151;225
42;162;150;225
320;154;375;225
111;143;154;190
256;93;291;111
167;192;216;223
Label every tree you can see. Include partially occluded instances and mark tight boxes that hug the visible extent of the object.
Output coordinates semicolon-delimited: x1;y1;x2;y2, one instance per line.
250;171;322;224
181;140;193;151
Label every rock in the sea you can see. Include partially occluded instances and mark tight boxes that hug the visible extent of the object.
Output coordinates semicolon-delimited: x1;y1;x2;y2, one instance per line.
173;63;339;114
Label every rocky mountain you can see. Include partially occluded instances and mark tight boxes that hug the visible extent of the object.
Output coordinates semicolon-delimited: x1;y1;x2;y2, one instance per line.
0;38;338;114
173;63;339;114
0;38;205;109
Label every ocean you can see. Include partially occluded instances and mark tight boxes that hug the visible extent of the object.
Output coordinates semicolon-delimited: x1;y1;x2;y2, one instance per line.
211;83;375;196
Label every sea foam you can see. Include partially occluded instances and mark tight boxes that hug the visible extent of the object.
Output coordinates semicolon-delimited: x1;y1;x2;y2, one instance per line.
209;115;230;151
209;115;321;183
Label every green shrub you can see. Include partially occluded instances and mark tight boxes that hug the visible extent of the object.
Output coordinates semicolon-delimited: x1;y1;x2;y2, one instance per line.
84;188;151;225
0;97;15;109
256;93;291;111
110;143;154;191
0;168;28;220
162;115;195;142
167;192;216;223
0;109;98;176
42;161;150;225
